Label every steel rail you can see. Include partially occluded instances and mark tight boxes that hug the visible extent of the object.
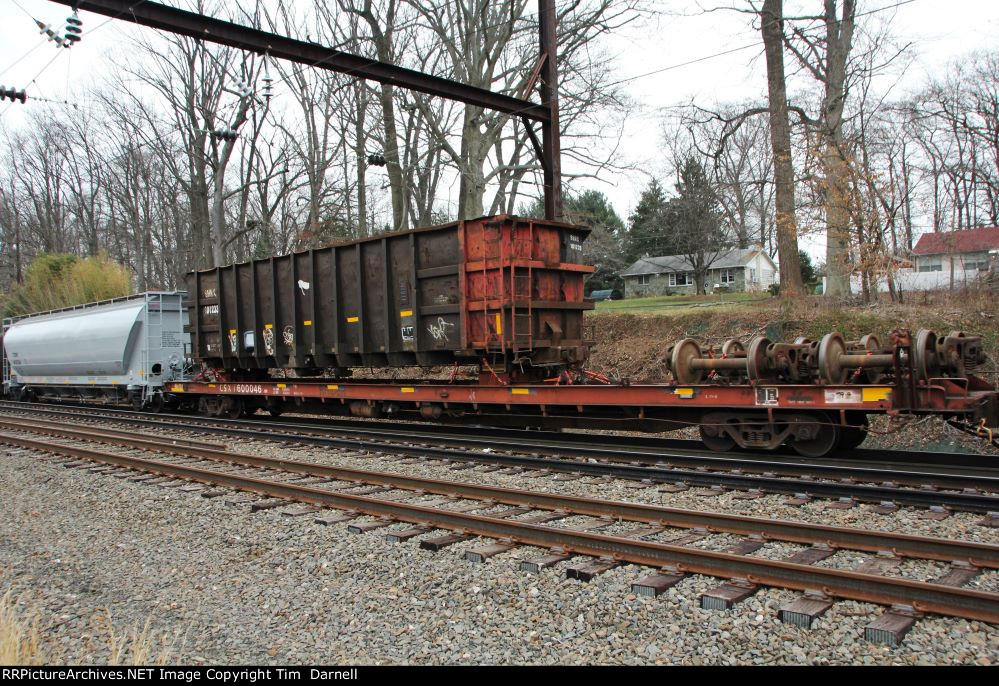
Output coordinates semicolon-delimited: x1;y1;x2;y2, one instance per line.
4;400;995;471
2;431;996;623
2;410;996;512
2;417;997;567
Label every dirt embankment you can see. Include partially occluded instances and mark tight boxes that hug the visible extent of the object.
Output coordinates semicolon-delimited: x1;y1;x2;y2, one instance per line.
586;292;999;382
585;292;999;454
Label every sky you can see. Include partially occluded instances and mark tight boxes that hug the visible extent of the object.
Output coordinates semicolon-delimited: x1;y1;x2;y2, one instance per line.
2;0;998;243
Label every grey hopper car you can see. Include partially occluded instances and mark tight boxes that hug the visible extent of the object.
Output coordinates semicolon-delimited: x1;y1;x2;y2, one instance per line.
2;291;189;409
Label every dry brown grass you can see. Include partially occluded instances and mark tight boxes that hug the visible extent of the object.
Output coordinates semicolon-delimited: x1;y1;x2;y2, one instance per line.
106;612;182;665
0;590;43;665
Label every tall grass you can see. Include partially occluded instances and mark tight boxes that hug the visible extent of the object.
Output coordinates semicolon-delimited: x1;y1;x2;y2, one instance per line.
106;613;182;665
0;590;43;665
0;592;182;665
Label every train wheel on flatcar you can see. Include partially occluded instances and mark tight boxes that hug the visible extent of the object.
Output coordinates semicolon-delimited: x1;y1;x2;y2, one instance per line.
836;413;869;451
788;413;840;458
699;423;736;452
265;397;283;417
147;392;165;413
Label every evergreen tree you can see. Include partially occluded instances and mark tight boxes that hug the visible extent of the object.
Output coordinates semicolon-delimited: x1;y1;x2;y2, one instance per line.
798;249;818;290
663;158;730;294
519;190;628;292
624;179;670;263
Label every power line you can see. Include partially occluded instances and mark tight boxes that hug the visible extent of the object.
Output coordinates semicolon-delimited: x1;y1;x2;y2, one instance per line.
2;1;153;115
856;0;921;19
604;43;761;90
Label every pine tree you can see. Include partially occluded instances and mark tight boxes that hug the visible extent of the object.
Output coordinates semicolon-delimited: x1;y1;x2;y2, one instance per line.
624;179;670;263
663;158;730;294
519;190;627;291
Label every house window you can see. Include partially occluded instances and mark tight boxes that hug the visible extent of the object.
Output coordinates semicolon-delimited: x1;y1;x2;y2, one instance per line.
918;256;943;273
638;274;651;285
719;269;734;284
749;268;758;283
963;253;990;271
669;272;692;287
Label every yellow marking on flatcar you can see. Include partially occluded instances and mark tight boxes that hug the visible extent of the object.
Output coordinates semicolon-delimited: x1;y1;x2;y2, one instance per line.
347;316;360;323
171;385;184;392
326;384;339;391
208;384;216;389
277;383;287;389
511;388;531;395
862;387;892;402
401;387;415;393
674;388;695;398
400;309;413;317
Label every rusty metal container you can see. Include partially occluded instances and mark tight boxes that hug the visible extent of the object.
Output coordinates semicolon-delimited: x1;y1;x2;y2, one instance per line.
186;215;593;376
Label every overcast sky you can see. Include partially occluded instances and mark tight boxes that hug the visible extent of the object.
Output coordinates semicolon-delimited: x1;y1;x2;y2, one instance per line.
2;0;998;238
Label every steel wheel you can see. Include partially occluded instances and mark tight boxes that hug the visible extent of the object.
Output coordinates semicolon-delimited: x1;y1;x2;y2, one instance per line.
148;393;165;413
836;426;867;451
913;329;939;380
858;334;883;383
818;332;847;384
746;337;773;381
699;424;736;452
789;415;840;458
836;413;869;451
670;338;704;385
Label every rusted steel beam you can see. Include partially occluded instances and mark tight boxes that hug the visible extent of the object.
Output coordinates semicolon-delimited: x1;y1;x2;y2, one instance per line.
56;0;551;122
4;432;997;622
538;0;563;219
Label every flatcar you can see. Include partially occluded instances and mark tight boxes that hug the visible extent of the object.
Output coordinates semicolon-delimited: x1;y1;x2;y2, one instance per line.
3;215;998;458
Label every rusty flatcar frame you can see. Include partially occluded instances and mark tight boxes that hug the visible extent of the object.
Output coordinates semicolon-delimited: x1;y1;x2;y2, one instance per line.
165;375;999;432
51;0;565;219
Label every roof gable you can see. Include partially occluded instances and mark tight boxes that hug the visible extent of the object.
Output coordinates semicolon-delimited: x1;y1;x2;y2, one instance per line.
913;227;999;256
620;247;771;277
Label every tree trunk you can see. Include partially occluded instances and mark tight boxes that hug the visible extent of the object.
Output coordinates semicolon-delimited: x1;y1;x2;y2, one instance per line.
761;0;804;297
820;0;856;297
458;105;488;219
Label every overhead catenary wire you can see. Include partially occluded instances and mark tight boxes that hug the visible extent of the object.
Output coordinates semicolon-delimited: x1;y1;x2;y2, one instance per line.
1;1;153;116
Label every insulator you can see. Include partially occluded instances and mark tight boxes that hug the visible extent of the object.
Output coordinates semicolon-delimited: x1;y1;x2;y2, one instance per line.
36;21;64;46
367;153;387;167
64;11;82;45
261;57;274;100
213;127;239;142
0;86;28;104
234;79;253;99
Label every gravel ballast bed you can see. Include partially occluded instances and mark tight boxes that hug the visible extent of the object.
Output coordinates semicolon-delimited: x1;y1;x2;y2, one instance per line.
2;447;998;665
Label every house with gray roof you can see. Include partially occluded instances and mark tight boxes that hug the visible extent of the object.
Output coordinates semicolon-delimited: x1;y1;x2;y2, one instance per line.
619;247;778;298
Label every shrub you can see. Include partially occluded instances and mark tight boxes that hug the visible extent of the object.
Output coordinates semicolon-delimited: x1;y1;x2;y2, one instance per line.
2;253;133;317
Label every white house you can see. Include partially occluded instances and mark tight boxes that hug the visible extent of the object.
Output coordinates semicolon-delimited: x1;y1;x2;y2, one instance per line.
619;247;778;298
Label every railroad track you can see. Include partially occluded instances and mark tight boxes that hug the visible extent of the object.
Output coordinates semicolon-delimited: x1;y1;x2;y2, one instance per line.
1;416;997;646
3;399;995;470
3;403;999;513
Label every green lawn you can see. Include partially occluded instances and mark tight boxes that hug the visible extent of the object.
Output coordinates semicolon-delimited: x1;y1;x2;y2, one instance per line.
592;291;773;314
